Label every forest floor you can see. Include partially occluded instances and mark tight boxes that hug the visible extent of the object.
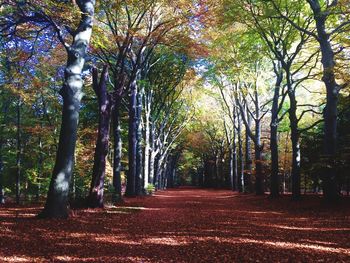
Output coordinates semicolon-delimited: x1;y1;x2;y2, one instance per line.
0;188;350;263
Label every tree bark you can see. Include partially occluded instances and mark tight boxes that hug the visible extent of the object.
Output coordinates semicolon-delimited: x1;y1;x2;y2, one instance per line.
135;87;144;195
254;90;264;195
288;88;301;200
143;92;152;190
125;76;138;197
270;69;283;198
307;0;340;201
39;0;96;219
149;123;156;186
237;111;244;192
16;95;21;204
245;105;252;193
88;66;111;208
112;96;123;203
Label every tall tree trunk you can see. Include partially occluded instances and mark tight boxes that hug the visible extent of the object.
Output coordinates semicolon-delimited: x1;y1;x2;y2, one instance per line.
288;89;301;200
307;0;340;202
112;96;123;203
143;93;152;190
232;111;238;191
270;69;283;198
126;76;138;197
245;106;252;193
254;91;264;195
237;112;244;193
37;134;43;202
16;95;21;204
135;87;144;195
149;124;156;186
39;0;96;218
0;133;4;204
88;66;111;208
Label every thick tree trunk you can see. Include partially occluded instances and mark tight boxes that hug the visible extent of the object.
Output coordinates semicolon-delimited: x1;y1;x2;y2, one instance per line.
39;0;95;219
270;70;283;198
308;0;340;202
88;66;111;208
126;77;138;197
112;96;123;203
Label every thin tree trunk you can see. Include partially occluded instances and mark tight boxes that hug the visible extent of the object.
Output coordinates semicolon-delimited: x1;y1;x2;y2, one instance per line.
232;110;237;191
149;124;156;186
37;135;43;202
88;66;111;208
237;112;244;192
143;93;151;190
112;96;123;203
39;0;96;218
254;90;264;195
245;106;252;193
288;87;301;200
0;133;4;204
135;87;144;195
16;95;21;204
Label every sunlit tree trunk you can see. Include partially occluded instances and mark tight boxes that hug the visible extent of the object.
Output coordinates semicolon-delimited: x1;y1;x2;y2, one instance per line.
149;123;156;186
39;0;96;218
88;66;111;208
237;111;244;192
143;91;152;190
112;96;123;203
307;0;340;201
245;105;252;192
135;87;144;195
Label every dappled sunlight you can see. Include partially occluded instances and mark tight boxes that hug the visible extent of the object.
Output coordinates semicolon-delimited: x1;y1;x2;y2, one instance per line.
0;256;41;263
141;237;189;246
255;223;350;232
1;189;349;262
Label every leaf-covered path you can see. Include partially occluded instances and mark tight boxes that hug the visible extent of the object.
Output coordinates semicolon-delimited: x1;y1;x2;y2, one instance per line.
1;188;350;262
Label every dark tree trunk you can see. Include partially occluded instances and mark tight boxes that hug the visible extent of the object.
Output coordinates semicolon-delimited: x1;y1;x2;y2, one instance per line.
270;70;283;198
0;134;4;204
16;95;21;204
307;0;340;202
88;66;111;208
288;89;301;200
112;96;123;203
126;76;138;197
135;88;144;195
254;100;264;195
37;135;44;202
39;0;96;219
